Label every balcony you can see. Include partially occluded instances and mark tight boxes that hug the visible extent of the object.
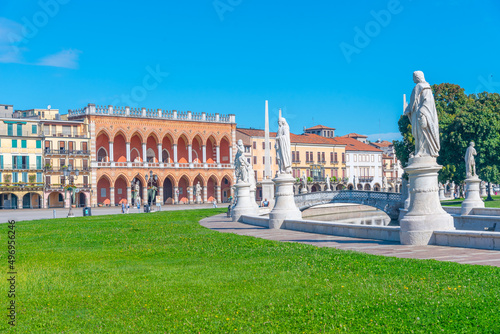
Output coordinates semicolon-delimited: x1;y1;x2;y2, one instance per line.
94;161;233;169
1;165;44;171
0;182;44;190
358;177;374;183
44;149;90;155
44;167;90;173
45;183;90;191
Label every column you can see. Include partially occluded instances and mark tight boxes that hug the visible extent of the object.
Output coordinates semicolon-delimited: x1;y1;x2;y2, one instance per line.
126;142;131;163
17;196;23;210
188;186;194;204
158;187;164;205
188;144;193;167
174;186;179;204
202;145;207;167
173;144;178;167
110;187;115;206
229;147;233;165
216;146;220;166
157;143;162;164
142;186;148;205
142;143;147;164
109;142;114;162
127;186;131;205
203;186;208;203
216;186;221;203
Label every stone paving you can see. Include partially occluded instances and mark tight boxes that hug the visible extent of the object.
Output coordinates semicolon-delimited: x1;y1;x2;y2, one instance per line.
200;214;500;268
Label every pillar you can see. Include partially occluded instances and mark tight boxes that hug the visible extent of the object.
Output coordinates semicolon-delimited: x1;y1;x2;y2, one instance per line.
127;186;131;205
157;143;162;163
202;145;207;167
203;186;208;203
174;186;179;204
216;186;221;203
229;146;233;164
142;143;147;163
188;144;193;167
110;187;115;206
126;142;131;162
188;186;194;204
173;144;178;167
216;145;220;166
109;141;114;162
461;176;485;215
159;187;163;205
17;196;23;210
142;186;148;205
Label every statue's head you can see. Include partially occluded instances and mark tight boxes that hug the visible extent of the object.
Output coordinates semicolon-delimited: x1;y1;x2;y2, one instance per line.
413;71;426;84
470;141;475;147
237;139;243;147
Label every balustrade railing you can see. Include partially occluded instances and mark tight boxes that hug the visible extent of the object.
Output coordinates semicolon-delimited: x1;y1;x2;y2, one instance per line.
93;161;233;169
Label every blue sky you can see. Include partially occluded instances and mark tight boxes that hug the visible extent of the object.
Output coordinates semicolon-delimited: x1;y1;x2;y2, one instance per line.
0;0;499;141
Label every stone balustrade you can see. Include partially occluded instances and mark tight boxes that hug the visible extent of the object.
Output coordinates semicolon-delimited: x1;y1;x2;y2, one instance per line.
68;103;236;124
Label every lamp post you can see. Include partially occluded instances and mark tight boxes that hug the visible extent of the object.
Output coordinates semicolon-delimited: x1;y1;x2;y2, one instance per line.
62;165;79;217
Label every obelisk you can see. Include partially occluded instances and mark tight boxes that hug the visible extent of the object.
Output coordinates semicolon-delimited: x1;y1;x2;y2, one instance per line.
261;100;275;207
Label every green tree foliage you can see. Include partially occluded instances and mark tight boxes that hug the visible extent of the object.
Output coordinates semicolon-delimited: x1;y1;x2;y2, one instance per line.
394;83;500;186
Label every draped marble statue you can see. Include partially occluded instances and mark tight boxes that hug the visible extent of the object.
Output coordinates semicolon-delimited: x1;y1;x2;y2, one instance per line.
275;117;292;174
465;141;477;178
301;172;307;189
404;71;440;157
234;139;250;183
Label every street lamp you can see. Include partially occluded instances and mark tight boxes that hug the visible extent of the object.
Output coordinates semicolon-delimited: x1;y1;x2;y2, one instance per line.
62;165;79;217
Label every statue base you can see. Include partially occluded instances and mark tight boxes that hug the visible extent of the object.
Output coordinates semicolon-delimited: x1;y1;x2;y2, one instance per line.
461;176;485;215
231;182;257;222
480;182;487;197
269;173;302;229
260;178;275;208
438;188;446;200
399;157;454;245
300;188;308;194
250;189;259;210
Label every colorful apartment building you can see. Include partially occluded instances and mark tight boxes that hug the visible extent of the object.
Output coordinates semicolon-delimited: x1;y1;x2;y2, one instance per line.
0;118;44;209
67;104;236;206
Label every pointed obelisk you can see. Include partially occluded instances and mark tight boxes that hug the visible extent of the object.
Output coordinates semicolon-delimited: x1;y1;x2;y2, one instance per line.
261;100;275;207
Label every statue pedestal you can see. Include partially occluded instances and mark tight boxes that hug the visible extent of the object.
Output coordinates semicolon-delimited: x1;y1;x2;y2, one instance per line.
480;182;487;197
400;157;454;245
438;186;446;200
231;182;257;222
269;174;302;229
300;187;308;194
249;188;259;210
461;176;485;215
260;178;275;208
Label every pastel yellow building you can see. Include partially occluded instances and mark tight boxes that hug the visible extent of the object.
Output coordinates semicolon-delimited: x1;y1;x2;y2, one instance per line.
0;118;44;209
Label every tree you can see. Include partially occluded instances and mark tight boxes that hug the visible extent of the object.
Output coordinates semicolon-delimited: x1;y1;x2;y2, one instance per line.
394;83;500;190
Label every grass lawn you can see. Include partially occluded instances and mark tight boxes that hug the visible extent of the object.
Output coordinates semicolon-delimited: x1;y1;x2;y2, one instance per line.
441;195;500;208
3;209;500;333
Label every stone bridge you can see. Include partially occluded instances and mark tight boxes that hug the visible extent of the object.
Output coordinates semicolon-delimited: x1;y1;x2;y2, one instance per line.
294;190;404;220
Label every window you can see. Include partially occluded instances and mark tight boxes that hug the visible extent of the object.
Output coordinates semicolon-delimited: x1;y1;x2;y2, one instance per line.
342;153;345;163
262;156;265;164
22;172;28;183
253;156;257;165
45;175;51;186
60;159;65;168
253;142;256;149
68;141;74;151
12;140;17;148
69;159;74;169
36;140;41;149
83;175;89;187
371;154;374;162
262;142;265;149
322;152;325;163
12;172;18;183
317;152;321;162
0;155;3;169
296;151;300;162
83;159;88;170
45;141;51;152
330;152;333;163
32;125;37;134
21;140;27;148
36;156;42;169
36;172;42;183
7;124;13;136
17;124;22;136
334;152;338;162
58;193;64;202
44;125;50;135
82;142;88;151
354;154;357;162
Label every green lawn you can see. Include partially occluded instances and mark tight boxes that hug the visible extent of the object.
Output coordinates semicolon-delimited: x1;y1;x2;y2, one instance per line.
441;195;500;208
3;209;500;333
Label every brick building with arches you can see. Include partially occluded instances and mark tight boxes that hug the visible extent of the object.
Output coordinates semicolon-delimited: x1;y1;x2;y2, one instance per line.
68;104;236;207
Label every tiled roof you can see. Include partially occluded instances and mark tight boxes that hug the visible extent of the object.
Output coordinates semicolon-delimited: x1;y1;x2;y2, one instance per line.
333;137;382;152
371;140;393;148
305;125;336;131
341;133;368;138
237;128;344;146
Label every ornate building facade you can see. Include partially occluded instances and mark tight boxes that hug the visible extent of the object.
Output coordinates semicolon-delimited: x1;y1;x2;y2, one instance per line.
68;104;236;207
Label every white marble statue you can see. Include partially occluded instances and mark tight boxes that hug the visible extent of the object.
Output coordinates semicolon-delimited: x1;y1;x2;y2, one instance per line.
404;71;440;157
325;175;331;191
195;181;202;203
465;141;477;178
248;164;256;191
275;117;292;174
234;139;250;183
301;173;307;189
382;176;387;190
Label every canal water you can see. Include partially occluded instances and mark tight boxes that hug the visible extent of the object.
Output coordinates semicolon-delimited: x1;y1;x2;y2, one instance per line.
301;203;398;226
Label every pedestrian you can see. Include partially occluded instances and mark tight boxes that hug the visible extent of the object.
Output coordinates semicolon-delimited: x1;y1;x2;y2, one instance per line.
227;204;231;217
126;203;130;214
212;199;217;208
121;202;125;214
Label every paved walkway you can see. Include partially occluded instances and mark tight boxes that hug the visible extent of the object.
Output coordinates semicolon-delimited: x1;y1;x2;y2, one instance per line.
0;203;217;224
200;214;500;268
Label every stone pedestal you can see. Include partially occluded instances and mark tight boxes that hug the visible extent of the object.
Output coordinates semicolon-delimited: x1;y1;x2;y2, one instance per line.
399;157;454;245
249;188;259;210
461;176;485;215
480;182;487;197
300;186;308;194
269;174;302;229
438;185;446;200
261;178;275;208
231;182;257;222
